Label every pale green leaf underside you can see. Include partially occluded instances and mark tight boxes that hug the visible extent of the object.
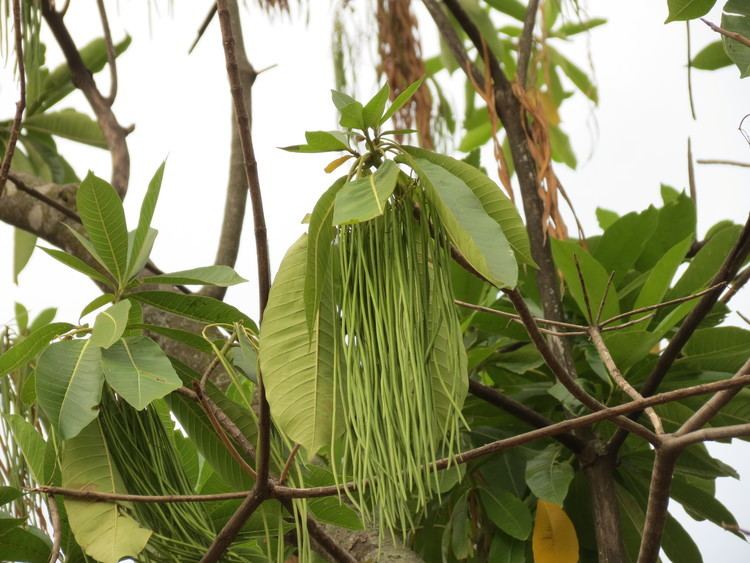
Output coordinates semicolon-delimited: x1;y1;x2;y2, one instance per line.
410;157;518;288
333;160;399;225
101;336;182;410
141;265;247;287
260;235;341;457
722;0;750;78
36;339;104;440
524;445;574;505
62;421;151;563
91;299;131;349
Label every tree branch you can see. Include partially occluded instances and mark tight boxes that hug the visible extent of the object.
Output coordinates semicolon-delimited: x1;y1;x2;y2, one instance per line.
96;0;118;105
41;0;131;196
0;0;25;199
517;0;540;88
702;18;750;48
198;489;265;563
47;495;61;563
637;446;679;563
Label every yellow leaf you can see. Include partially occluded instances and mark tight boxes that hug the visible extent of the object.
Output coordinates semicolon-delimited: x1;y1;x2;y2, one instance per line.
532;500;579;563
324;154;353;173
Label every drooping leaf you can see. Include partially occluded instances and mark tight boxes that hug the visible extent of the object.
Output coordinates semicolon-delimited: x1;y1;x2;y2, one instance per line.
532;500;579;563
130;291;256;331
722;0;750;77
551;239;620;322
332;160;399;225
304;176;347;330
24;109;106;148
128;161;165;278
39;247;113;286
36;339;104;440
90;299;131;349
141;265;247;287
404;146;534;267
448;492;473;560
380;78;424;125
13;228;36;283
480;488;533;540
5;414;51;484
260;235;342;457
670;475;739;530
76;172;129;285
407;156;518;287
691;40;733;70
62;421;152;563
0;322;73;375
101;336;181;410
363;84;390;128
666;0;717;22
525;445;575;506
283;131;350;153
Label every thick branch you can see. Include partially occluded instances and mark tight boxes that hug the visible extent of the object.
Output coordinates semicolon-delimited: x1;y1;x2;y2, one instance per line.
637;446;679;563
199;489;265;563
0;0;25;199
41;1;130;196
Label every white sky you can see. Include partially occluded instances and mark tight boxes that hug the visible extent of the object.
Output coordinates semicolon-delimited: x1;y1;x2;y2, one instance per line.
1;1;749;560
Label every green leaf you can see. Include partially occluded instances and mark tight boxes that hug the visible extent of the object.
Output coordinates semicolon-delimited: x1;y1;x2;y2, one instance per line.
548;47;598;103
305;176;347;330
525;445;575;505
90;299;131;349
260;235;342;457
485;0;526;20
6;414;51;484
551;239;620;322
13;228;36;283
380;78;424;125
666;0;717;22
141;265;247;287
633;237;692;313
128;161;165;277
331;90;365;129
14;303;28;333
129;324;213;354
489;532;527;563
681;327;750;372
593;208;658;279
332;160;399;225
595;208;619;230
77;172;129;285
24;109;106;148
0;322;73;375
404;146;534;267
691;40;733;69
363;84;390;128
637;192;695;270
127;227;158;279
29;308;57;332
549;126;578;168
36;339;104;440
62;421;152;563
662;514;703;563
130;291;257;331
80;293;115;319
553;18;607;37
0;526;51;563
0;486;22;507
670;475;739;530
448;492;473;559
459;121;493;153
101;336;182;410
722;0;750;77
283;131;350;153
39;246;113;286
480;487;533;540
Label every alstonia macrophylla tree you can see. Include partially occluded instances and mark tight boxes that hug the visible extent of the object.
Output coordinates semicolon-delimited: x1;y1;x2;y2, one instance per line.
1;1;750;562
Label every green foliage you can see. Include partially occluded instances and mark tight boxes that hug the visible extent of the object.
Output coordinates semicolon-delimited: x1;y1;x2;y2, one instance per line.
722;0;750;77
666;0;717;22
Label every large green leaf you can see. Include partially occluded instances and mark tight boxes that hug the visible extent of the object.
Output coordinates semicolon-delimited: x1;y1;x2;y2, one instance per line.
76;173;129;285
128;162;165;278
130;291;256;331
141;265;247;287
633;237;692;312
40;246;114;286
637;192;695;270
404;146;534;267
305;176;347;330
484;0;526;20
691;40;733;70
0;322;73;375
0;526;51;563
722;0;750;77
525;445;574;506
91;300;131;349
489;532;526;563
407;157;518;287
5;414;52;485
480;488;533;540
332;160;399;225
593;208;658;279
670;475;739;530
62;421;152;563
666;0;717;22
260;235;342;457
24;109;106;148
13;228;36;283
551;239;620;322
680;327;750;372
380;78;424;125
36;339;104;440
101;336;182;410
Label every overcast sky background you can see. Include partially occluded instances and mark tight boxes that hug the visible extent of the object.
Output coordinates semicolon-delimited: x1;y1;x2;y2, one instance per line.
1;1;749;560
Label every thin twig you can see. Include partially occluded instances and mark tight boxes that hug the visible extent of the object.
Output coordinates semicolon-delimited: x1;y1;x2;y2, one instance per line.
517;0;540;88
278;444;301;485
686;23;697;120
574;255;595;322
589;327;663;434
702;18;750;48
687;137;697;203
720;267;750;305
30;486;251;504
454;299;586;330
47;495;61;563
96;0;118;105
0;0;26;199
189;5;217;54
697;159;750;168
600;283;726;327
596;272;615;325
199;332;236;388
